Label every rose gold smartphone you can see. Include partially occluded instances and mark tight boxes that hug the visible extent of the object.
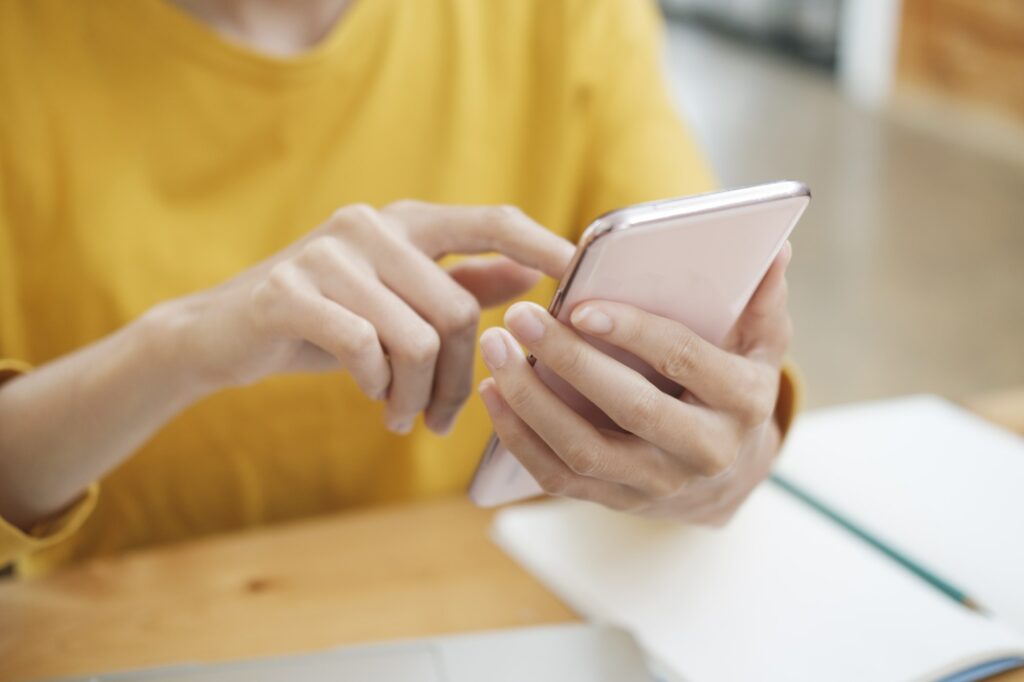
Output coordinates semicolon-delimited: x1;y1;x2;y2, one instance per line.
468;180;811;507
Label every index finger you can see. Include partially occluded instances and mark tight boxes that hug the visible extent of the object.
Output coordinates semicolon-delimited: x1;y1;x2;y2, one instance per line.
388;201;575;279
569;300;778;426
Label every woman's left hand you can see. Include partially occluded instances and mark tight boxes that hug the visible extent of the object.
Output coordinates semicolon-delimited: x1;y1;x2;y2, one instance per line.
478;242;793;525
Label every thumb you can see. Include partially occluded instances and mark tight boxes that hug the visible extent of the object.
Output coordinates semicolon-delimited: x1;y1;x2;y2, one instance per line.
448;256;542;308
728;240;793;361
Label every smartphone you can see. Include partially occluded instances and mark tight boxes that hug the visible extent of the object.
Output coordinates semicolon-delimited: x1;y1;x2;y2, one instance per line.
468;180;811;507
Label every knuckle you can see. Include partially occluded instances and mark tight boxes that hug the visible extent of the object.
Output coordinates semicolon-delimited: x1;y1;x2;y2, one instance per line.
299;236;340;267
253;265;302;333
697;443;737;478
263;264;301;299
620;315;646;346
383;198;425;214
500;426;531;456
736;369;776;426
660;332;701;381
562;442;601;477
554;343;588;377
250;282;272;311
649;468;688;499
746;392;776;427
381;200;427;239
617;387;663;436
396;327;441;365
479;205;526;246
437;294;480;337
335;203;376;222
343;319;379;357
537;471;571;496
488;204;525;228
501;379;533;413
329;203;379;235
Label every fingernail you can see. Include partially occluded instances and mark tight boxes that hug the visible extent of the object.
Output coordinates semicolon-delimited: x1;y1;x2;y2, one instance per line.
505;302;546;343
479;328;509;369
478;380;504;414
388;418;414;435
782;241;793;262
428;412;456;436
571;305;613;334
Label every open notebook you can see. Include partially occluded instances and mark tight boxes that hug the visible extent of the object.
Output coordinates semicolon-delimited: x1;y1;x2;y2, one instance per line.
492;395;1024;682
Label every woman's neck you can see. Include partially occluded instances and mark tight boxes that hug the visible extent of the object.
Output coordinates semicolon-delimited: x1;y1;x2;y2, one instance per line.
167;0;354;57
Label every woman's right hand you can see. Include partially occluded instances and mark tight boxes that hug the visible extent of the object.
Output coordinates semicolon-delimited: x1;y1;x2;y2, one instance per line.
163;201;574;435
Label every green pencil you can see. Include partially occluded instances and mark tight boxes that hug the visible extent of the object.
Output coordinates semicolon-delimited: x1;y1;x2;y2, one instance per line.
769;473;983;612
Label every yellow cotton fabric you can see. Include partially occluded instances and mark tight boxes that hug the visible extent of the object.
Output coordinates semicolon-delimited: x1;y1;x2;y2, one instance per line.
0;0;791;576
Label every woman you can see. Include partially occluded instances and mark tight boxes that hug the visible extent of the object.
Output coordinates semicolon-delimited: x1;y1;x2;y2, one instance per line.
0;0;798;576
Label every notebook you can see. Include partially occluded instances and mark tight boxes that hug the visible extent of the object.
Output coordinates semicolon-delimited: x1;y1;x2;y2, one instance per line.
492;395;1024;682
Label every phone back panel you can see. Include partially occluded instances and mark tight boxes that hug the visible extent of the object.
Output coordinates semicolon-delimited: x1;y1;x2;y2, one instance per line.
469;183;810;506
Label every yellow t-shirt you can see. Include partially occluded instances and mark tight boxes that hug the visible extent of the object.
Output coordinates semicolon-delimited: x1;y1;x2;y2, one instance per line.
0;0;793;576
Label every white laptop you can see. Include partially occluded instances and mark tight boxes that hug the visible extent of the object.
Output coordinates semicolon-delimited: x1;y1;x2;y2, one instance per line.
60;624;653;682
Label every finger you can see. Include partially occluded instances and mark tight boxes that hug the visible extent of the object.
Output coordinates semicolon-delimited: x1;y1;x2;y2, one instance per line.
747;241;792;319
730;241;793;362
260;266;390;400
569;300;777;426
283;343;344;374
503;302;734;476
299;240;440;434
477;327;691;496
387;201;575;279
348;283;439;434
478;377;648;511
372;235;482;435
676;421;780;526
447;256;541;307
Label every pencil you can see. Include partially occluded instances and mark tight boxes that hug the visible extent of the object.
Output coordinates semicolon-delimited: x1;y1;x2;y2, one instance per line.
769;473;984;613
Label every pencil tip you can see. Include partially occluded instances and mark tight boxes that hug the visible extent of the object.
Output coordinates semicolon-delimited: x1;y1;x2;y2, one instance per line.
962;597;986;613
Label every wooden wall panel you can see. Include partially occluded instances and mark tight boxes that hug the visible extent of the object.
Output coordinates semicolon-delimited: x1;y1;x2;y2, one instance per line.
897;0;1024;123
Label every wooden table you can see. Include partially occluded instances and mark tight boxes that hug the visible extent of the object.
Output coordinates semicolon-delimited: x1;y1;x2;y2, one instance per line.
2;393;1023;682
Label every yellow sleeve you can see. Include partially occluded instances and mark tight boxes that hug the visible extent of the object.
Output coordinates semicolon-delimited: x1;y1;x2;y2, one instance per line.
0;360;100;571
776;361;803;439
574;0;717;228
0;358;32;386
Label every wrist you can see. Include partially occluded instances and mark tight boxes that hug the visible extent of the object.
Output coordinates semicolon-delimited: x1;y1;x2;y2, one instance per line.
135;298;223;405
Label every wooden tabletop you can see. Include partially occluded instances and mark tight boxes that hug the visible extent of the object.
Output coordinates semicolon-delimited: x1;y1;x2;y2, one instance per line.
0;498;574;681
2;393;1022;682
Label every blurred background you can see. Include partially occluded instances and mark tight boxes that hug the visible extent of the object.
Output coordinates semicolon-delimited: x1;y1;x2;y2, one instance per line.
659;0;1024;409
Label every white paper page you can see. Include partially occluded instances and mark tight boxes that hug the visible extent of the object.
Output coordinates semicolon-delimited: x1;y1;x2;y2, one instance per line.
493;488;1024;682
776;394;1024;631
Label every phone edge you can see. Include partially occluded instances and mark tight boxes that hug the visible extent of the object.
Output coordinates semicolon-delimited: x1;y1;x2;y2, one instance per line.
468;180;810;507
